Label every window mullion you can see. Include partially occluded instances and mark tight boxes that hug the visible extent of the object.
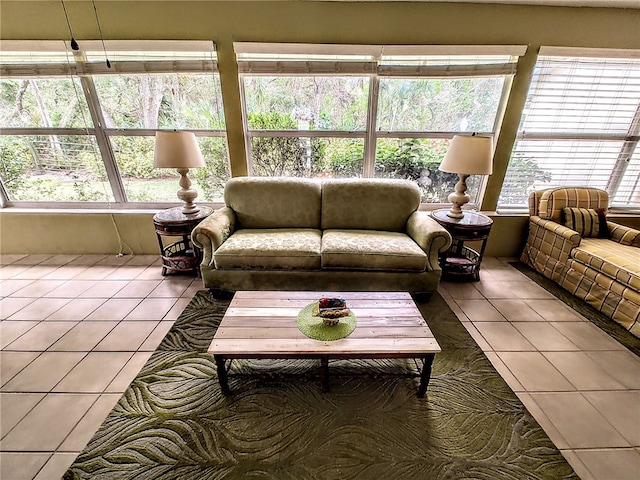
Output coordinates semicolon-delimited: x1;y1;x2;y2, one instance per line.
79;76;127;203
606;102;640;196
0;180;9;207
248;130;366;138
363;75;379;178
239;75;253;175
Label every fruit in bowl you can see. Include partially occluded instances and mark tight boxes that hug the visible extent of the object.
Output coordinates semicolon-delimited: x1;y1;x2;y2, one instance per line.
315;298;350;325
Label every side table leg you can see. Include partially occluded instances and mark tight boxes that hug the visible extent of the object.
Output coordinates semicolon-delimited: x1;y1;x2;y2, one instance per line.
320;356;330;393
418;354;435;398
214;355;230;395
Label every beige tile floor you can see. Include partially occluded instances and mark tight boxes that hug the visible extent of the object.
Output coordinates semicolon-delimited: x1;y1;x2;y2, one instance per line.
1;254;639;480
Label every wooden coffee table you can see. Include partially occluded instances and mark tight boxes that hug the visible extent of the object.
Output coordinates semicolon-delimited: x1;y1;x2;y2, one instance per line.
208;291;441;397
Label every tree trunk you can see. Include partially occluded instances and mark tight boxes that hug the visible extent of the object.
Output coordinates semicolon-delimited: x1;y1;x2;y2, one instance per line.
12;80;29;119
140;76;164;129
29;79;64;168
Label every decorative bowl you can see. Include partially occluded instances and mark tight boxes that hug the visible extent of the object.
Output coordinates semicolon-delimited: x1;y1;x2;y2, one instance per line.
314;298;350;326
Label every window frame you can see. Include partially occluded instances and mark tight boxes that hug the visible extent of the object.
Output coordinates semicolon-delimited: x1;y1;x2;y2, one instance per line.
0;40;229;209
236;43;525;205
498;47;640;212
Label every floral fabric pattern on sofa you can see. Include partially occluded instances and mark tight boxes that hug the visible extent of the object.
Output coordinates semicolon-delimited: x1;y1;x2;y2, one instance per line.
192;176;452;296
521;186;640;338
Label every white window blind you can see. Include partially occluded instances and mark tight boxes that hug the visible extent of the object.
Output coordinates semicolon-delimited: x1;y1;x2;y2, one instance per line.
0;40;218;77
499;49;640;209
235;43;525;76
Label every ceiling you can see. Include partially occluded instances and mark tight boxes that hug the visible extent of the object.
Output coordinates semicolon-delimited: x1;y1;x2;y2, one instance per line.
54;0;640;8
328;0;640;7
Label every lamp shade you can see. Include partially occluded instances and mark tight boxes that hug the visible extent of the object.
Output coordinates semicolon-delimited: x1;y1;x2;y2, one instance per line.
439;135;493;175
153;131;206;169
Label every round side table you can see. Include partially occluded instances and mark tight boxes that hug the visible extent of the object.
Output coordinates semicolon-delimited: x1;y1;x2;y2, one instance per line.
431;209;493;281
153;206;214;276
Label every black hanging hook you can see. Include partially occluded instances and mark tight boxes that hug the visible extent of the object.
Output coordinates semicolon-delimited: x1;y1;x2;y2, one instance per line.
92;1;111;68
60;0;79;51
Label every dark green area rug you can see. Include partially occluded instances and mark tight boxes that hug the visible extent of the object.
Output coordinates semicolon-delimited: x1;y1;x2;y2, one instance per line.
510;262;640;357
64;291;577;480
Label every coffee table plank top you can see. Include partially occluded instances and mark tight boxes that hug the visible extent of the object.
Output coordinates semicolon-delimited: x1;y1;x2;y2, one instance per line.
215;326;431;339
209;291;440;357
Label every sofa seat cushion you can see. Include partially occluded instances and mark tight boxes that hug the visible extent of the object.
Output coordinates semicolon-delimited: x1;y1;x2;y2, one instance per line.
321;229;427;272
572;238;640;291
214;229;322;270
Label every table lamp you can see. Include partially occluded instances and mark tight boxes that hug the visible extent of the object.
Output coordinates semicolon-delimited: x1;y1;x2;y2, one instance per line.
154;131;206;214
439;134;493;218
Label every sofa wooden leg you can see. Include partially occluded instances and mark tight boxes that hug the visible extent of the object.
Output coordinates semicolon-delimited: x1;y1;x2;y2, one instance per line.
412;292;433;304
209;288;235;300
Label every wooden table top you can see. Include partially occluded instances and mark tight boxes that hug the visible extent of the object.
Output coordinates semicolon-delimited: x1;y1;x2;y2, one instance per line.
208;291;441;358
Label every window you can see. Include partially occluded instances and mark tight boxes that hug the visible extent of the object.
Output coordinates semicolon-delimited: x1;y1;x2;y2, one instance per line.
237;43;524;204
0;41;229;207
499;48;640;210
242;75;369;178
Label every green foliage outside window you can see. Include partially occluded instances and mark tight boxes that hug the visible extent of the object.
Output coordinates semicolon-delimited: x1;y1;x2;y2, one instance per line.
0;136;112;202
0;137;31;185
194;137;230;203
374;139;458;202
249;112;323;177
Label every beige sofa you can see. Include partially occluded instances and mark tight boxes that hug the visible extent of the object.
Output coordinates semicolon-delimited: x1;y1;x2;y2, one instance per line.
192;176;452;297
521;187;640;337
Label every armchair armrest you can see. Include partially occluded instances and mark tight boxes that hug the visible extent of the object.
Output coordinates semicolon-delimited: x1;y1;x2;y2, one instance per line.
521;216;581;280
532;216;582;247
608;221;640;247
191;207;237;267
406;211;452;271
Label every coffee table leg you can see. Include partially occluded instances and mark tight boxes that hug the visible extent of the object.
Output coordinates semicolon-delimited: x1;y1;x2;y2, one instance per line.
320;356;329;393
214;355;230;395
418;354;435;398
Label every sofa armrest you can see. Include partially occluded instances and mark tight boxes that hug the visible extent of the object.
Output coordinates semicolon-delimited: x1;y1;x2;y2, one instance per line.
191;207;237;267
406;211;452;271
608;221;640;247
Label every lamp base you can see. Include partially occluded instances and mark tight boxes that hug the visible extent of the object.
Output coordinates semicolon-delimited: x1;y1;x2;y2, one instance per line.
446;208;465;219
446;173;471;218
176;168;200;215
180;203;200;215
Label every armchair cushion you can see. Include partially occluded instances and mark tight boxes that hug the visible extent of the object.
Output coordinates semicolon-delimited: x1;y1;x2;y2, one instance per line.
535;186;609;221
609;222;640;247
563;207;608;238
573;238;640;291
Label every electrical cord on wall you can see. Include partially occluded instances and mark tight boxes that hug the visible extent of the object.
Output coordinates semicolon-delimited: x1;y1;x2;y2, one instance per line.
109;212;135;257
62;21;132;258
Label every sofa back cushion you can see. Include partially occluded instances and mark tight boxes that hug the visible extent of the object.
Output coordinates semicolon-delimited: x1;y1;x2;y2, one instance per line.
321;178;420;231
533;187;608;222
224;177;321;229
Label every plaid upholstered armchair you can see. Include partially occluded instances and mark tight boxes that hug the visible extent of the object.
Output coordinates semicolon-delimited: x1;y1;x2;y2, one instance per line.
521;187;640;338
